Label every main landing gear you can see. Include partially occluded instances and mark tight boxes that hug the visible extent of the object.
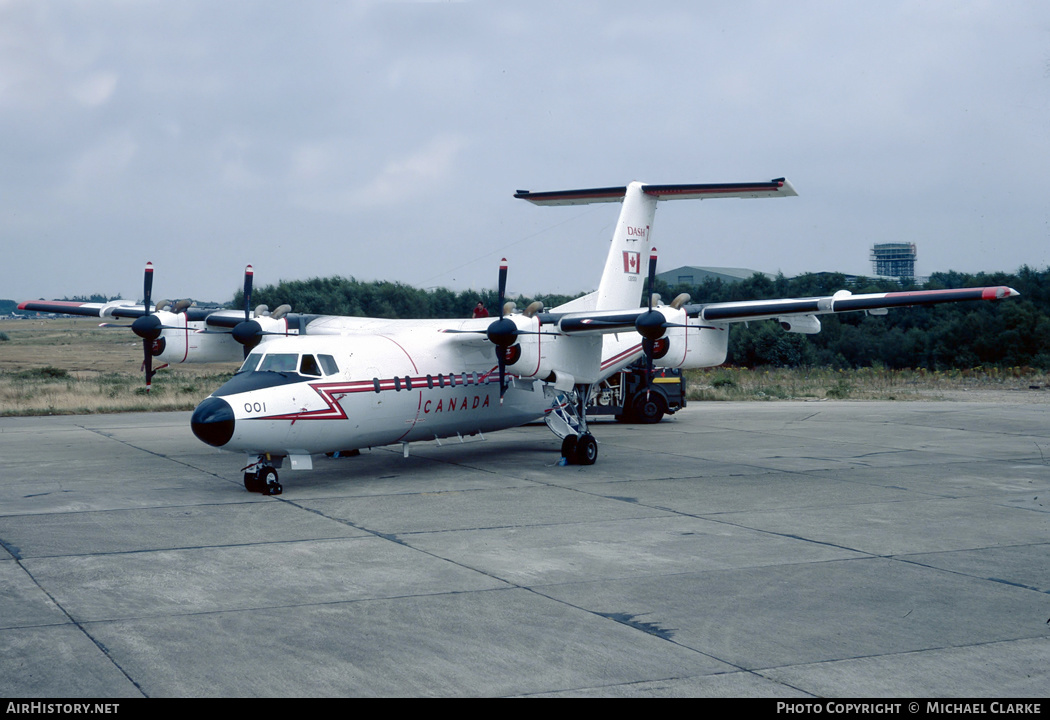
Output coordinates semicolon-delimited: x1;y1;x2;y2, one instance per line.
546;384;599;466
243;457;283;495
560;432;598;465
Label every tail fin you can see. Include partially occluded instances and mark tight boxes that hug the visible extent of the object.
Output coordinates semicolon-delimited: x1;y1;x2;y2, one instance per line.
515;178;797;312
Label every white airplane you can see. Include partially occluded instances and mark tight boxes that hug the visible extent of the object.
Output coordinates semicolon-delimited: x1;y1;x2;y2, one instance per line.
21;179;1020;495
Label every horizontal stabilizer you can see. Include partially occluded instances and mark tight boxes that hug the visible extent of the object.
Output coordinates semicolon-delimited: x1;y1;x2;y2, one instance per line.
514;179;796;206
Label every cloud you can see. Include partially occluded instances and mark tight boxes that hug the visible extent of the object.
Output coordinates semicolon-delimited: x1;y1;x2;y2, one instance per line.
69;71;118;107
288;135;468;214
358;135;467;206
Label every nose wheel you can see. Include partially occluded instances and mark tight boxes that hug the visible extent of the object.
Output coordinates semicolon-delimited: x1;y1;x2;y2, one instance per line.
243;466;282;495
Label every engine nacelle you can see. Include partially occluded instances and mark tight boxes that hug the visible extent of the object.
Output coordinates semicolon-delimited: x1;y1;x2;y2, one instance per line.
654;321;729;369
155;312;244;364
778;314;821;334
502;315;555;380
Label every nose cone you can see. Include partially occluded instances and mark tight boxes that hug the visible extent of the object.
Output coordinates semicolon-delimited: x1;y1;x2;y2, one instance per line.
191;397;235;447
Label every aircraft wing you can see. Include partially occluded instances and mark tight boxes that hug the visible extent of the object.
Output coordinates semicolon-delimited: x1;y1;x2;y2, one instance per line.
17;299;235;323
530;285;1018;337
550;309;653;335
17;299;149;319
684;286;1020;324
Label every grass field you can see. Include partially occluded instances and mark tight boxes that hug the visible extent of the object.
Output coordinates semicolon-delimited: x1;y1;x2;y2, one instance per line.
0;318;237;415
685;365;1049;403
1;318;1047;416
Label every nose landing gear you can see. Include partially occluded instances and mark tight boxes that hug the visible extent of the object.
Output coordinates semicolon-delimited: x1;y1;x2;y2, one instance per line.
243;457;283;495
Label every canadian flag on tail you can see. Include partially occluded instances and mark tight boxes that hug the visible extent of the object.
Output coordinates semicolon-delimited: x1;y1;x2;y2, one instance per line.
623;251;640;274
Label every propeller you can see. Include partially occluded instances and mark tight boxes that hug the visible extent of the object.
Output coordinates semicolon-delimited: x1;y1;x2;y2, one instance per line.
228;266;294;354
231;265;263;357
442;258;555;400
486;259;519;402
130;262;161;392
633;249;665;398
632;248;690;398
100;264;192;389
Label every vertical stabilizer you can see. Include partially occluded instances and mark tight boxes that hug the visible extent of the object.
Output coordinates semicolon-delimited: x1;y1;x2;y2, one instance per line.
595;182;658;311
515;178;796;313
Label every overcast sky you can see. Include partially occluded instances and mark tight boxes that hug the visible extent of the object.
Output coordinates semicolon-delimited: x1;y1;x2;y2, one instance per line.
3;1;1048;306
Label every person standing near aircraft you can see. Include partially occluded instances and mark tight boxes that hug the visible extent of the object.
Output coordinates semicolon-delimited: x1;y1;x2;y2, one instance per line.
472;302;489;318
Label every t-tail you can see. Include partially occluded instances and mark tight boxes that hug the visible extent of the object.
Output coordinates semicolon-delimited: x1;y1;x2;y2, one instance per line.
515;178;797;312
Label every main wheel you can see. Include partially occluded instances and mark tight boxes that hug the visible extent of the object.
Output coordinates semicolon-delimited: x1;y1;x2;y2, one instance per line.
574;433;598;465
632;393;666;424
560;435;578;462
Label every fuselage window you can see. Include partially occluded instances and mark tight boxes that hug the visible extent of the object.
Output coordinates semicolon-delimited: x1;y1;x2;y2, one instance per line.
426;374;434;389
404;375;412;390
394;376;401;391
318;354;339;376
258;353;298;373
300;354;322;377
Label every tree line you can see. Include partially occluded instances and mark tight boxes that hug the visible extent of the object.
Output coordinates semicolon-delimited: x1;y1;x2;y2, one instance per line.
232;276;582;324
656;266;1050;371
235;266;1050;371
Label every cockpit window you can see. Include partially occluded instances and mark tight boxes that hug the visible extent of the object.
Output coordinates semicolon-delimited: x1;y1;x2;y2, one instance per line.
238;353;262;374
300;354;322;377
318;354;339;375
258;353;299;373
238;352;339;377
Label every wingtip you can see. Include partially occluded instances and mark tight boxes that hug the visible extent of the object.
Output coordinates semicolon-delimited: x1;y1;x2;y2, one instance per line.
984;286;1021;300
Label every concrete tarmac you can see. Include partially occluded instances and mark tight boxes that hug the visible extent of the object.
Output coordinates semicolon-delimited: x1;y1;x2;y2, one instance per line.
1;401;1048;698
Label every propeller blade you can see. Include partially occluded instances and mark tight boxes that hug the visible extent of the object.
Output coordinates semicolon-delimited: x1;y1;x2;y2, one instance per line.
647;247;658;311
141;262;154;392
243;265;254;322
637;248;662;398
143;262;153;314
497;258;508;319
642;338;656;400
241;265;254;358
497;348;507;404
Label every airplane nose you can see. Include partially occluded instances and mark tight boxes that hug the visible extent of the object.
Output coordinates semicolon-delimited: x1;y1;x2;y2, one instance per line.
191;397;235;447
